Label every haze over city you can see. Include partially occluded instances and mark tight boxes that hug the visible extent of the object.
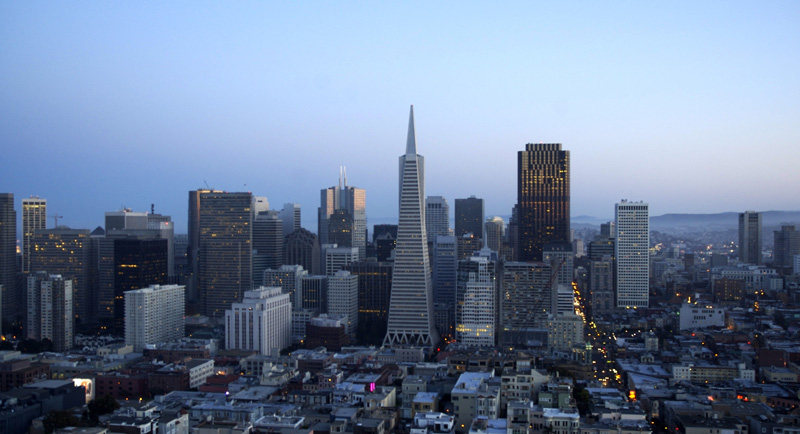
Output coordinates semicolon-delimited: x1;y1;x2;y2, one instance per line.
2;2;799;233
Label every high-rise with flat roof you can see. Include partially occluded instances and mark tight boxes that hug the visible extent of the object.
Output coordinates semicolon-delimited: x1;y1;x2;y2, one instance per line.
455;196;484;240
22;197;46;274
455;248;498;347
516;143;570;262
484;217;504;254
383;106;439;349
124;284;185;352
27;272;73;352
425;196;450;243
197;191;253;318
343;261;392;346
774;225;800;272
500;261;552;346
252;210;283;284
225;287;291;355
0;193;17;329
327;270;358;335
30;228;92;323
615;200;649;308
738;211;762;265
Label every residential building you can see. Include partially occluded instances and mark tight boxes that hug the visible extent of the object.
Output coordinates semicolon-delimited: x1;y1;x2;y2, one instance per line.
500;262;553;345
124;284;185;352
26;272;73;352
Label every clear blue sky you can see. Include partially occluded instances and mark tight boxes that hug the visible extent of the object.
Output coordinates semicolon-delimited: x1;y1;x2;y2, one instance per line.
2;2;798;234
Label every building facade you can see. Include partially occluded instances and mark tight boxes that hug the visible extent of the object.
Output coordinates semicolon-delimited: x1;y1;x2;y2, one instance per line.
26;272;73;352
454;196;485;240
224;287;291;355
455;251;498;347
0;193;17;329
22;197;46;274
425;196;450;243
615;200;649;308
124;284;185;352
738;211;762;265
327;270;359;335
516;143;570;262
384;106;439;349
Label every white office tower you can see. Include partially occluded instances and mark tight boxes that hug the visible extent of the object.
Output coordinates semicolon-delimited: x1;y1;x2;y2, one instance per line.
263;265;307;310
425;196;450;243
327;270;358;335
384;105;440;349
27;272;73;352
124;284;185;352
615;200;650;308
323;244;359;276
225;287;291;355
455;249;498;347
279;203;301;238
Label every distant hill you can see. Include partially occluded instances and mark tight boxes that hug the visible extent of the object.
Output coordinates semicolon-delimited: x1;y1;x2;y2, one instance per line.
650;211;800;231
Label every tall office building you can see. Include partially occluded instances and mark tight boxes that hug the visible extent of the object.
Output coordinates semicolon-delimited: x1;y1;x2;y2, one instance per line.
197;191;253;318
432;235;457;338
146;211;175;277
278;203;301;238
323;245;359;276
455;248;498;347
0;193;17;329
384;106;439;349
484;217;505;254
455;196;485;240
319;168;367;258
263;265;307;309
590;256;615;316
774;225;800;272
283;228;320;275
111;237;168;332
543;242;573;288
22;197;46;273
252;211;283;285
29;228;92;323
299;274;328;311
343;261;393;346
225;287;291;355
517;143;570;262
26;272;73;352
425;196;450;243
615;200;649;308
124;284;185;352
738;211;762;265
327;270;358;335
500;261;552;346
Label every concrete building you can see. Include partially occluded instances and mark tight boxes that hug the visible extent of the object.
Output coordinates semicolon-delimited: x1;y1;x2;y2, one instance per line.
517;143;570;262
774;225;800;272
738;210;762;265
500;262;553;345
327;270;359;335
615;200;649;308
225;287;291;355
263;265;307;310
283;227;320;275
299;274;327;311
124;284;185;352
383;106;439;349
590;256;615;315
450;372;499;432
26;272;73;352
324;245;359;276
426;196;450;243
547;312;584;353
252;210;283;285
433;235;458;338
678;303;725;330
21;197;46;274
278;203;301;239
543;242;573;288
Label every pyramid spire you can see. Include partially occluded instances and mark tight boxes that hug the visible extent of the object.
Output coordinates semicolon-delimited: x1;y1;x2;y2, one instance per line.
405;105;416;156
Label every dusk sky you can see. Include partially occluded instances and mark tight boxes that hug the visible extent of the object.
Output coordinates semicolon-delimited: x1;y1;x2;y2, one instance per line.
2;2;798;235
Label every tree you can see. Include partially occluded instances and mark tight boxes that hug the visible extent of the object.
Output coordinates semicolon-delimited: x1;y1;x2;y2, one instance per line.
43;410;81;434
87;394;120;421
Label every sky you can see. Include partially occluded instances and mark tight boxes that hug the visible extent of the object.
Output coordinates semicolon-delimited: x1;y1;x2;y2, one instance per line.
1;2;798;235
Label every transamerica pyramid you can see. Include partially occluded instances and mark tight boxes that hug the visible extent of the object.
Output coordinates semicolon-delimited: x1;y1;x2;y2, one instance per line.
383;105;440;349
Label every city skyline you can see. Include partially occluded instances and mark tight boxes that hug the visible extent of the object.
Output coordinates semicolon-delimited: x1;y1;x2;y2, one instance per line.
1;3;799;235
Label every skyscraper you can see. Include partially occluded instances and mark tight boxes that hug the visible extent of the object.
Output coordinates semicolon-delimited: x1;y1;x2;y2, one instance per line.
455;248;498;347
225;287;291;355
499;261;552;346
283;228;320;275
198;191;253;318
774;225;800;272
432;235;457;338
278;203;301;238
344;261;392;346
615;200;649;308
384;106;439;349
319;168;367;258
22;197;46;274
455;196;484;239
425;196;450;243
26;272;73;352
327;270;358;335
484;216;505;254
252;210;283;284
738;211;762;265
517;143;570;262
0;193;17;329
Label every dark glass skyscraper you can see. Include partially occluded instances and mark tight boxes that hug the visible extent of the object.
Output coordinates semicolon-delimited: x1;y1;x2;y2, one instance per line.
454;196;484;239
517;143;570;262
0;193;16;330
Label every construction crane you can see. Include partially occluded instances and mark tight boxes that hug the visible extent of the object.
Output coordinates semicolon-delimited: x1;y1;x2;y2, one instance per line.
51;214;63;228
